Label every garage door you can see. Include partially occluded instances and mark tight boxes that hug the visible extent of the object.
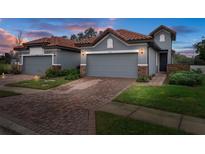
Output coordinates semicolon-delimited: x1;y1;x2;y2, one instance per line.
23;56;52;75
87;53;138;78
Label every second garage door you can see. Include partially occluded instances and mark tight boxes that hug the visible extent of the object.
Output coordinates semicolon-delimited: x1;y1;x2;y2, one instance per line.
22;55;52;75
87;53;138;78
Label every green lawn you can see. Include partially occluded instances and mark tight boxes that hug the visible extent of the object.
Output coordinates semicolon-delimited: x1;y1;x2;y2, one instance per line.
115;75;205;118
96;111;188;135
0;90;20;98
6;77;71;90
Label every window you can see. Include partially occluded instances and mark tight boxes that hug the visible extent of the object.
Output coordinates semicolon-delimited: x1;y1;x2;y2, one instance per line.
159;34;165;42
107;38;113;48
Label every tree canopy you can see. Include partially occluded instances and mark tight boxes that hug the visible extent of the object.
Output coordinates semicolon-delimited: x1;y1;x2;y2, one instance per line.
70;27;99;41
194;37;205;61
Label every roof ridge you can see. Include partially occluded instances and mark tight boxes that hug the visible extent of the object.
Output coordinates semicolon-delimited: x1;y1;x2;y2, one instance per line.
116;29;151;38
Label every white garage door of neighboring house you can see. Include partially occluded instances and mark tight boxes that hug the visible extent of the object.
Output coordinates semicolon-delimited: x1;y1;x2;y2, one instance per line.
87;53;138;78
23;55;52;75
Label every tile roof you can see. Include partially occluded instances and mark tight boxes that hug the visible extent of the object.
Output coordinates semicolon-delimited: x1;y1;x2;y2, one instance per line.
14;37;80;51
14;28;157;50
149;25;176;40
75;28;152;47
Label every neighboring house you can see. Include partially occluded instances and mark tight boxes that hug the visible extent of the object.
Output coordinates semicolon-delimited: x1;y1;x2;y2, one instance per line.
14;25;176;78
14;37;81;75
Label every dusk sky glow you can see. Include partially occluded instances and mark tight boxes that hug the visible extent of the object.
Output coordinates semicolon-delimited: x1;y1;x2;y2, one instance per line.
0;18;205;55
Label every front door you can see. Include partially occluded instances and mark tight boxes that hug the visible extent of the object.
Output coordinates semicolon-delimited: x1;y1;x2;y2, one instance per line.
160;53;167;72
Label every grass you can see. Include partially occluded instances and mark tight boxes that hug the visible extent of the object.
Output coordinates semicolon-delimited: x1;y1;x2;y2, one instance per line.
96;111;188;135
0;90;20;98
6;77;71;90
115;75;205;118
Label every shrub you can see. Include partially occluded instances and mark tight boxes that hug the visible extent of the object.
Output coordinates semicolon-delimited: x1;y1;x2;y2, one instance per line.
45;67;80;79
136;76;150;82
64;69;80;80
191;68;202;74
65;74;80;80
0;64;12;74
45;68;62;78
169;71;203;86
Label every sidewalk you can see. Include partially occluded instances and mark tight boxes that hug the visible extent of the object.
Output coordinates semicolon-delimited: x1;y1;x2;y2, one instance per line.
98;102;205;134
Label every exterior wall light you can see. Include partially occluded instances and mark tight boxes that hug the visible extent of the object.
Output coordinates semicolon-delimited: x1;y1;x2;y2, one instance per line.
140;48;144;55
81;50;86;56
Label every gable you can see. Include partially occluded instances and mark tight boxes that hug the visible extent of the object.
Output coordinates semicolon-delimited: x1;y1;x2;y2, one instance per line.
154;29;172;50
84;34;133;51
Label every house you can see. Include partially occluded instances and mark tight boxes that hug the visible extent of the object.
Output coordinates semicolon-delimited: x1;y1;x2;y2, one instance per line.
14;25;176;78
77;25;176;78
14;37;81;75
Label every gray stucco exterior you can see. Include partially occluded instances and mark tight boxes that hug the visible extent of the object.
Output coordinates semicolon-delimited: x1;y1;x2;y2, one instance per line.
81;34;148;65
149;47;157;75
56;49;80;69
153;29;172;64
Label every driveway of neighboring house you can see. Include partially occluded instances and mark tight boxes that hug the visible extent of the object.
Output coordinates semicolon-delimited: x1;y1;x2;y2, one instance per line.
0;77;134;134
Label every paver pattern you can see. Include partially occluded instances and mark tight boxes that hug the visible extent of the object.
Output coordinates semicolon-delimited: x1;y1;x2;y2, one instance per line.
0;77;134;134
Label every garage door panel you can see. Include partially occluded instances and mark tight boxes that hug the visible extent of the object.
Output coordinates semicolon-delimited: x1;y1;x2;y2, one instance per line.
87;54;137;78
23;56;52;75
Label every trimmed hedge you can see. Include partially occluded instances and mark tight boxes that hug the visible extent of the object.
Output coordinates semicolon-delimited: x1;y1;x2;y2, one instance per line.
169;71;203;86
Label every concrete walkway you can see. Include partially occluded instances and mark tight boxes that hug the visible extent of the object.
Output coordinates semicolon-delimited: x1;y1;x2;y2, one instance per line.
148;72;167;86
98;102;205;134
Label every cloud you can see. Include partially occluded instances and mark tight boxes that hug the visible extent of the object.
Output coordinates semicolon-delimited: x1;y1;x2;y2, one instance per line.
24;30;53;39
0;28;16;53
66;22;112;33
32;23;64;31
171;26;199;34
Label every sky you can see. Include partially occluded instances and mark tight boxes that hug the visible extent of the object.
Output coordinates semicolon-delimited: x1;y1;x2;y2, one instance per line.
0;18;205;55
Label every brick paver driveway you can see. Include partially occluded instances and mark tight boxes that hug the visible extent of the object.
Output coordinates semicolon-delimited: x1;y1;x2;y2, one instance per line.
0;77;134;134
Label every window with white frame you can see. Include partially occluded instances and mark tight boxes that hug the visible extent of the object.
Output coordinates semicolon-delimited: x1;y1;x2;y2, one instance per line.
107;38;113;48
159;34;165;42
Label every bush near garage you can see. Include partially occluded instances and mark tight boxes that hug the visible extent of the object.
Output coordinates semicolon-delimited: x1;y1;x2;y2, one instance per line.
169;71;203;86
45;67;80;79
136;76;150;82
64;69;80;80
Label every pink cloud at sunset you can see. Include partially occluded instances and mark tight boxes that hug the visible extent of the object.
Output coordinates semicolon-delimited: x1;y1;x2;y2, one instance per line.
0;28;17;53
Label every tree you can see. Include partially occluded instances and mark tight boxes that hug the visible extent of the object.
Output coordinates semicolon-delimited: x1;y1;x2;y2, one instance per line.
174;53;194;64
77;32;84;40
194;37;205;61
70;34;77;40
70;27;99;41
15;30;24;46
84;27;97;38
